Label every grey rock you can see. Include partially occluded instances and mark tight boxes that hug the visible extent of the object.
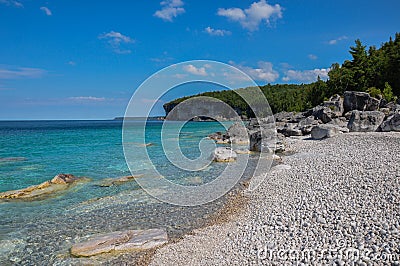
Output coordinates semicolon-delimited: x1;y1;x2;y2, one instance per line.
277;123;303;137
70;229;168;257
312;106;334;123
347;110;385;132
322;94;344;117
274;112;305;123
311;124;342;140
227;122;249;144
249;131;279;152
380;113;400;132
298;116;319;134
213;147;237;162
328;117;348;128
343;91;380;113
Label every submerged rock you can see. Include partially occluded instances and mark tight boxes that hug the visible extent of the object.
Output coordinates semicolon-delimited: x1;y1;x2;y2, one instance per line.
0;174;88;200
213;147;237;162
0;157;27;162
347;110;385;132
99;175;144;187
70;229;168;257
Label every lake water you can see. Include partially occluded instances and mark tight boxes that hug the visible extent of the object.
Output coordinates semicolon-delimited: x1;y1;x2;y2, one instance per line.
0;120;254;264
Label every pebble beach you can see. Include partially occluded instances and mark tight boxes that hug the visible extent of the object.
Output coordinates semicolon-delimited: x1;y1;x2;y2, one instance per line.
150;132;400;265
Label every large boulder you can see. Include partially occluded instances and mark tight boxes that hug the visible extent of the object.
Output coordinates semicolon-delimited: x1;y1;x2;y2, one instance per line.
343;91;380;113
311;124;343;140
249;131;284;153
213;147;237;162
322;94;344;117
298;116;319;135
312;106;334;123
227;122;249;144
70;229;168;257
347;110;385;132
380;112;400;132
0;174;89;200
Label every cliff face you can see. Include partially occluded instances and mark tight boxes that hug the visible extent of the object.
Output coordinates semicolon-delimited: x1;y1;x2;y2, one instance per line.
163;97;240;121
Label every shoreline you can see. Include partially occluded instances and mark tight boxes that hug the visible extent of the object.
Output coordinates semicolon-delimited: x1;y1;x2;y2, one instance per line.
148;132;400;265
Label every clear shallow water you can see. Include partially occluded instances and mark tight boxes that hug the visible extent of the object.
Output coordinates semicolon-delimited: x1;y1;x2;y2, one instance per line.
0;120;251;265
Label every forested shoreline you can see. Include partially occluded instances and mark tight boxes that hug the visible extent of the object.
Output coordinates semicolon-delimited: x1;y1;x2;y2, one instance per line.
164;34;400;117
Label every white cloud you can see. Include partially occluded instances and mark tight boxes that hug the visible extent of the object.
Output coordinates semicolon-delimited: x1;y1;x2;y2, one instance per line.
0;67;46;79
204;26;231;36
283;68;330;82
40;6;52;16
217;0;283;31
328;36;348;45
154;0;185;22
69;96;106;102
98;31;134;54
68;61;76;66
308;54;318;60
230;61;279;82
183;64;208;76
0;0;23;7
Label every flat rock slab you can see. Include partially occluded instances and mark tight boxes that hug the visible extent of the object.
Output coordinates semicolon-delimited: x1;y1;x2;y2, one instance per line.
70;229;168;257
0;174;89;200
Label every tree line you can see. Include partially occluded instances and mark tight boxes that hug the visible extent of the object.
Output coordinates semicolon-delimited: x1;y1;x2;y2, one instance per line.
165;33;400;117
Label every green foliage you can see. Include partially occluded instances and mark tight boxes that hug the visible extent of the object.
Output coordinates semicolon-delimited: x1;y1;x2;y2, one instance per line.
366;87;382;98
328;33;400;96
383;82;394;102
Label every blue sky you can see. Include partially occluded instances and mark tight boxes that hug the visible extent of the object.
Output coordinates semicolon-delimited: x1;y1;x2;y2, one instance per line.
0;0;399;119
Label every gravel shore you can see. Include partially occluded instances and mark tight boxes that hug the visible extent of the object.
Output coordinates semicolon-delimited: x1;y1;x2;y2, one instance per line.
150;132;400;265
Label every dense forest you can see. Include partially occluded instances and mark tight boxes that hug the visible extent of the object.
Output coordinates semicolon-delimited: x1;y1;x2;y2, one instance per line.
165;34;400;116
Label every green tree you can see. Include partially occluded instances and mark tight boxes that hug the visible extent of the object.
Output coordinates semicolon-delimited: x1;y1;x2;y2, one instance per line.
383;82;394;102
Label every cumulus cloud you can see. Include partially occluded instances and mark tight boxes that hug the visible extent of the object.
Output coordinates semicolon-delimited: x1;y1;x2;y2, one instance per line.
40;6;52;16
0;0;23;8
0;67;46;79
283;68;330;82
230;61;279;82
68;96;106;102
204;26;231;36
154;0;185;22
328;36;348;45
217;0;283;31
183;64;208;76
98;31;134;54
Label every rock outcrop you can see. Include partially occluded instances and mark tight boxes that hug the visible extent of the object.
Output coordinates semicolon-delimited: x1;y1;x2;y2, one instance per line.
347;110;385;132
213;147;237;162
380;112;400;132
0;174;88;200
343;91;380;113
311;124;342;140
208;91;399;148
70;229;168;257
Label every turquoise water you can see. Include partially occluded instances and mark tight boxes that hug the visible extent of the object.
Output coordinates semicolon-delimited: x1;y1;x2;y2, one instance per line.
0;120;246;265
